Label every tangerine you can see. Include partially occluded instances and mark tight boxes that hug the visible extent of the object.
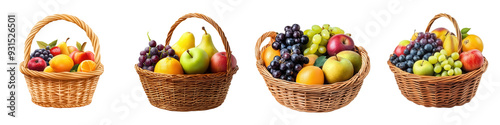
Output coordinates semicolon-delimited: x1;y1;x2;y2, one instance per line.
296;66;324;85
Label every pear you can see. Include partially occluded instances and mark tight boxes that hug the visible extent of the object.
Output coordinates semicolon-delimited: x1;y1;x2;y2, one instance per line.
57;37;70;55
443;32;459;56
172;32;195;58
196;26;218;59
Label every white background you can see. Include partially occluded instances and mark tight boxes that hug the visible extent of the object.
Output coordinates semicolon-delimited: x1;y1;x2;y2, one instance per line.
1;0;500;125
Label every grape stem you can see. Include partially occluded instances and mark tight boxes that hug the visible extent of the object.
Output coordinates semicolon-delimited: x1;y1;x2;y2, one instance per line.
147;32;151;42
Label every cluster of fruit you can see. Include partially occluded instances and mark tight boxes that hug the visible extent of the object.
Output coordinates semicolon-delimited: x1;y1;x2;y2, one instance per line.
263;24;362;85
303;24;346;56
268;24;308;82
27;38;96;73
390;27;485;76
138;27;236;74
138;33;179;71
390;32;442;73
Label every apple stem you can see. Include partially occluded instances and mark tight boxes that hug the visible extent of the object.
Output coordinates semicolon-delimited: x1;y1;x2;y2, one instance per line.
187;49;192;57
202;26;207;35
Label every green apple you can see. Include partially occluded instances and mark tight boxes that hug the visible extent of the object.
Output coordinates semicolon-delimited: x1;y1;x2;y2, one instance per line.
336;50;362;73
322;56;354;83
413;60;434;76
180;48;209;74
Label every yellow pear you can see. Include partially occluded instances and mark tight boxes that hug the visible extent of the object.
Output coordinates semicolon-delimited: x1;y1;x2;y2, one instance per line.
196;27;218;59
442;32;459;56
172;32;195;58
57;37;70;55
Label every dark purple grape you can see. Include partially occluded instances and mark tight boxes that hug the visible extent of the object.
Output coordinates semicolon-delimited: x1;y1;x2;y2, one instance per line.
273;56;281;61
40;54;45;60
34;52;40;57
413;55;420;61
280;75;286;80
284;26;291;31
436;46;444;51
303;57;309;64
42;51;48;55
431;42;437;47
420;38;428;45
270;60;279;67
286;38;294;45
149;40;157;47
406;60;415;68
140;50;147;55
280;63;287;71
285;69;293;76
167;49;175;56
436;39;443;46
157;44;165;51
406;54;413;61
391;59;399;65
267;65;272;71
272;41;281;50
172;55;180;60
406;68;413;73
142;65;148;70
151;55;160;63
139;55;147;63
417;50;424;56
291;54;299;63
138;63;144;68
282;53;291;60
144;58;152;66
150;47;159;55
280;49;290;55
272;70;282;78
424;32;431;39
147;66;154;71
292;49;301;55
428;38;435;44
293;31;301;38
285;61;294;69
286;76;295;82
398;55;406;62
410;48;417;55
276;33;286;42
144;47;150;53
430;33;436;40
424;44;433;52
406;44;413;50
294;38;301;44
300;35;309;45
294;64;303;71
285;30;293;38
165;45;172;50
404;49;410;55
45;46;50;50
291;24;300;31
280;43;286;49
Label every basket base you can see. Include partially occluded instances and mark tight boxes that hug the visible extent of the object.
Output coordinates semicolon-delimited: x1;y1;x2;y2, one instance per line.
32;100;92;108
148;100;224;111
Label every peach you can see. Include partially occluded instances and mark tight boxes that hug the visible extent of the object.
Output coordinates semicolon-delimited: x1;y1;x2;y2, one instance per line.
70;51;95;65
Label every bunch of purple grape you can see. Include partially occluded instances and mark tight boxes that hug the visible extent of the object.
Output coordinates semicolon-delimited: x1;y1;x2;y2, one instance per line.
138;40;178;71
267;24;309;82
30;46;53;66
390;32;443;73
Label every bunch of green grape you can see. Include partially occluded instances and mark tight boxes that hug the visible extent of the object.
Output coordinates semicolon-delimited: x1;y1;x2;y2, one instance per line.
427;50;463;76
303;24;345;55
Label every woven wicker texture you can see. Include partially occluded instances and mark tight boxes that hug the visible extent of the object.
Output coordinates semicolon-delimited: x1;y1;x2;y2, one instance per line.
388;13;488;107
255;31;370;112
19;14;104;108
135;13;238;111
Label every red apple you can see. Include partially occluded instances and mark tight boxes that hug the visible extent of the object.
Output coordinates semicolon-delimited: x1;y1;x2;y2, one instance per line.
50;46;62;56
326;34;355;56
460;49;484;72
394;40;410;56
210;52;237;73
70;51;95;65
27;57;47;71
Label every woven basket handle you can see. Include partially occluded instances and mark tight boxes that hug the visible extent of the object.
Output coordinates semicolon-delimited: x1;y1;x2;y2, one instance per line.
425;13;462;52
22;14;101;66
165;13;233;73
254;31;277;61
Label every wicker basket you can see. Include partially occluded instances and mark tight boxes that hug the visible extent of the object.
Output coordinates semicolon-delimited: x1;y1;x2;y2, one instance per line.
135;13;238;111
388;13;488;107
19;14;104;108
255;31;370;112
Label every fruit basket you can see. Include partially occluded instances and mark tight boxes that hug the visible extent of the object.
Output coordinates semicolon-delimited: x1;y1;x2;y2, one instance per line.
19;14;104;108
255;30;370;112
135;13;238;111
388;13;488;107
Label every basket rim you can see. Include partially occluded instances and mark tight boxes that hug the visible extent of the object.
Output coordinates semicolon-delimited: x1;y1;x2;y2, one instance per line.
257;46;370;93
387;57;488;81
20;62;104;80
135;64;238;77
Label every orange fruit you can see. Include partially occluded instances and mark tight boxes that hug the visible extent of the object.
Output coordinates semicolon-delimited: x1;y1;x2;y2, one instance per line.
77;60;97;72
154;57;184;74
49;55;74;72
462;34;483;52
43;66;54;73
304;54;318;66
261;45;280;67
296;66;324;85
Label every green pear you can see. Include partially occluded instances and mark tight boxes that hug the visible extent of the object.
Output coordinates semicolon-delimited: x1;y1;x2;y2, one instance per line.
172;32;195;58
196;27;218;59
